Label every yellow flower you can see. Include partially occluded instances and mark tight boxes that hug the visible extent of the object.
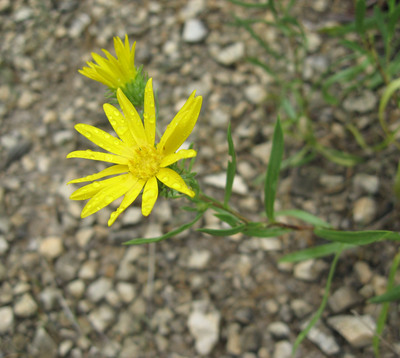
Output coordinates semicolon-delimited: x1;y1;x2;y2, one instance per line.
79;35;137;91
67;78;202;226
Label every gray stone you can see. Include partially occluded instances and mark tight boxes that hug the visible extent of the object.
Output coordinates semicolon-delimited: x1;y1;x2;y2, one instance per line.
188;300;221;355
241;325;261;352
290;299;313;319
273;340;292;358
204;172;248;194
327;314;376;348
78;260;98;280
116;282;136;303
244;84;267;105
187;249;211;269
88;304;115;332
180;0;205;19
328;286;362;313
69;13;91;38
343;90;377;113
183;19;207;43
29;327;57;358
353;174;379;194
67;279;85;299
14;293;38;317
0;236;9;254
226;323;242;355
268;321;290;339
39;287;60;311
86;277;112;303
121;207;142;226
0;306;13;333
354;261;373;284
213;42;245;66
305;322;340;355
293;259;318;281
39;236;64;259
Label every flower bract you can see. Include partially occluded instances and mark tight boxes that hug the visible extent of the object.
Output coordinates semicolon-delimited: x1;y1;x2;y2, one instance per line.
67;78;202;226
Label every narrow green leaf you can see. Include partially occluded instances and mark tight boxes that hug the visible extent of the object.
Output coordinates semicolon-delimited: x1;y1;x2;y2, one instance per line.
314;228;394;245
388;4;400;43
264;117;284;221
370;285;400;303
214;212;240;227
197;224;246;236
123;211;205;245
228;0;270;8
355;0;366;35
225;122;237;207
280;243;351;263
379;77;400;140
316;144;363;167
374;6;389;57
394;161;400;200
275;209;332;228
293;247;343;353
243;226;290;237
247;57;277;78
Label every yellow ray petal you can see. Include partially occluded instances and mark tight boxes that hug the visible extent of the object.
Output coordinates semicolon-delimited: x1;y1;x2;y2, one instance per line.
108;177;145;226
141;176;159;216
117;88;147;146
144;78;156;145
67;165;128;184
160;149;197;168
156;168;195;197
74;124;130;157
67;150;128;165
103;103;136;147
158;94;202;156
70;174;129;200
81;174;135;218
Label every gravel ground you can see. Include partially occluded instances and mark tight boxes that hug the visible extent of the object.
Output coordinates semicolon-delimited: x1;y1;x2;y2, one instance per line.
1;0;400;357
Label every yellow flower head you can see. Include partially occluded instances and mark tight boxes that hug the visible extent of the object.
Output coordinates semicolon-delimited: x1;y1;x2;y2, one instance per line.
67;78;202;226
79;35;137;91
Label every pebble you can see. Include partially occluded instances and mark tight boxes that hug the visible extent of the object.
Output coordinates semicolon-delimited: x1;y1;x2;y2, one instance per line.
0;306;13;333
213;42;245;66
187;249;211;269
188;300;221;355
343;90;377;113
272;340;292;358
39;236;64;259
354;261;373;284
293;259;319;281
203;172;248;194
305;321;340;355
88;304;115;332
353;174;379;194
226;323;242;355
75;227;94;247
121;207;142;226
182;18;207;43
0;236;9;254
39;287;60;311
17;90;38;109
241;325;261;352
353;197;377;224
244;84;267;105
86;277;113;303
290;299;313;319
328;286;362;313
116;282;136;303
327;314;376;348
29;327;58;358
67;279;85;299
78;260;99;280
14;293;38;317
268;321;290;339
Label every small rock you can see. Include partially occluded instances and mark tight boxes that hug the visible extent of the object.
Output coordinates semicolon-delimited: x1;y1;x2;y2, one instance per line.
79;260;98;280
29;327;57;358
121;207;142;226
183;18;207;43
372;275;387;296
293;259;318;281
17;90;38;109
241;325;261;352
244;84;267;105
39;236;64;259
273;340;292;358
327;314;376;348
58;340;74;357
188;300;221;355
328;286;363;313
343;91;377;113
39;288;60;311
180;0;205;19
213;42;245;66
88;304;115;332
0;236;9;254
290;299;313;319
116;282;136;303
319;174;344;189
234;307;254;324
69;13;91;38
76;227;94;247
187;250;211;269
305;321;340;355
268;321;290;339
0;306;13;333
67;280;85;299
86;277;112;303
354;261;373;284
204;172;248;194
353;197;377;224
14;293;38;317
353;174;379;194
226;323;242;355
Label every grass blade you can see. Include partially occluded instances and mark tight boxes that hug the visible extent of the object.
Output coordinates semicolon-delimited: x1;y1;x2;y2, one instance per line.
275;209;332;228
264;117;284;221
280;243;350;263
225;122;237;207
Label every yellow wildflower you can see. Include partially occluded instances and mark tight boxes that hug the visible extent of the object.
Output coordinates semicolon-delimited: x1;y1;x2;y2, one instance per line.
79;34;137;91
67;78;202;226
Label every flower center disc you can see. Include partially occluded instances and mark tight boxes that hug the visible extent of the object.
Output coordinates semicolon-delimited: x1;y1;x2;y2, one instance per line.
128;145;161;181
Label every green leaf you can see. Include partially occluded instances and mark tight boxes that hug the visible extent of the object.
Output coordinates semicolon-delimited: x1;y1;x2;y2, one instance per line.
247;57;278;78
228;0;270;8
280;243;351;263
281;147;316;169
264;117;284;221
123;210;205;245
243;226;290;237
314;228;396;245
275;209;332;228
225;122;237;207
197;224;246;236
214;212;240;227
370;285;400;304
394;161;400;200
293;247;343;353
379;77;400;139
355;0;366;35
374;6;389;57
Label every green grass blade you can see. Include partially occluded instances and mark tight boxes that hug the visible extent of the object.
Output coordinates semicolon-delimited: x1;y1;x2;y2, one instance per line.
280;243;350;263
316;144;363;167
197;224;246;236
264;118;284;221
394;161;400;199
243;226;290;237
275;209;332;228
355;0;366;35
123;210;205;245
314;229;394;245
214;212;240;227
225;122;237;207
370;285;400;303
228;0;270;8
293;247;343;353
